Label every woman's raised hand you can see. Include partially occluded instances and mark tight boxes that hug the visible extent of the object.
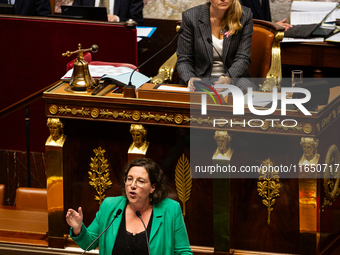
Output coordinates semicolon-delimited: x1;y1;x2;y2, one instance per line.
66;207;83;236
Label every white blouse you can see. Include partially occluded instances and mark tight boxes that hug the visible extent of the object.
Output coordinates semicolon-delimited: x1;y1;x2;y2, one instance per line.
210;35;224;78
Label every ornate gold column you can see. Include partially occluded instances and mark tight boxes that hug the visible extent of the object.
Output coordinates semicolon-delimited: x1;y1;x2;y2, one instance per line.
45;118;66;248
298;137;320;255
212;131;233;252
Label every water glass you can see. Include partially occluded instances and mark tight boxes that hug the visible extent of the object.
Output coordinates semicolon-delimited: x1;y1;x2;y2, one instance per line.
292;70;303;87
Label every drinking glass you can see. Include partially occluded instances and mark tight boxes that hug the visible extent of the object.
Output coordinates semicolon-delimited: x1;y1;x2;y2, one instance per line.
292;70;303;87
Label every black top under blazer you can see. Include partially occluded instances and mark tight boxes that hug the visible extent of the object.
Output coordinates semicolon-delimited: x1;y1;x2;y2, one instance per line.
176;3;254;88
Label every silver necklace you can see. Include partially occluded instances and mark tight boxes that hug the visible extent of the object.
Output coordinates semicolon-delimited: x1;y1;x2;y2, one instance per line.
213;18;225;35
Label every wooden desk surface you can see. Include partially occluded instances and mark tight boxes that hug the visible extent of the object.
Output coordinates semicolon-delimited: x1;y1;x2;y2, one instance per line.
0;206;48;234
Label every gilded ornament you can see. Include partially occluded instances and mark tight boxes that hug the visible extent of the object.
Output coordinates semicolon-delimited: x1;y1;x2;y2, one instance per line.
261;121;269;131
197;117;203;125
49;105;58;115
212;131;233;160
155;114;161;121
91;108;99;118
175;154;192;217
113;111;119;118
183;116;191;123
71;108;78;115
132;111;141;121
321;113;332;128
333;109;336;119
216;118;227;128
46;118;66;146
317;123;321;132
322;144;340;211
302;123;312;134
174;114;184;124
257;158;280;225
299;137;320;166
88;147;112;205
128;124;149;155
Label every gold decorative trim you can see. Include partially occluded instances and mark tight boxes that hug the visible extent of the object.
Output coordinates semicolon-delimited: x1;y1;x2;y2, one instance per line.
317;123;321;132
317;107;340;133
150;53;177;84
49;105;193;125
91;108;99;118
132;111;141;121
141;112;174;122
100;109;131;119
322;144;340;211
49;105;58;115
321;113;333;128
302;123;313;134
58;106;90;116
257;158;281;225
174;114;184;124
88;147;112;205
175;154;192;217
258;30;284;92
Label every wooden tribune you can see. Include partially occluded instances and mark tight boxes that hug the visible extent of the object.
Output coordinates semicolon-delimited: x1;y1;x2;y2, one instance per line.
42;81;340;254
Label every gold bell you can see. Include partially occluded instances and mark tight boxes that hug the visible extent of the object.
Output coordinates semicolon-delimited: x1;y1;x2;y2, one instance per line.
62;44;99;92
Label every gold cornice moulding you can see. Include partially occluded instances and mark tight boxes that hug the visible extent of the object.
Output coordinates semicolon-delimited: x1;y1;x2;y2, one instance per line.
48;105;192;124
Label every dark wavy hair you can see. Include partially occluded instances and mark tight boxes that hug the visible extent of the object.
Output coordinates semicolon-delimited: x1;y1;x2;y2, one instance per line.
121;158;169;204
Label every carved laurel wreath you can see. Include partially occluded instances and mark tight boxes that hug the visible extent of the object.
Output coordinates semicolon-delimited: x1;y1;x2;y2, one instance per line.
88;147;112;205
257;158;281;225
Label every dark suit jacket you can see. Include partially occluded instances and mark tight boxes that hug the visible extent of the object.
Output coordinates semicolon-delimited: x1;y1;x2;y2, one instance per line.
72;0;143;25
176;3;255;89
240;0;271;21
0;0;51;16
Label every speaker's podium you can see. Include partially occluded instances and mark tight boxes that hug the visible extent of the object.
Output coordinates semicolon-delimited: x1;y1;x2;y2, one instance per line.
43;80;340;255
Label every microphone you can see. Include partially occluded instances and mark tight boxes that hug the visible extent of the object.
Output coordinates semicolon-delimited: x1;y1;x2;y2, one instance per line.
127;28;184;89
206;37;232;80
80;209;122;255
136;211;151;255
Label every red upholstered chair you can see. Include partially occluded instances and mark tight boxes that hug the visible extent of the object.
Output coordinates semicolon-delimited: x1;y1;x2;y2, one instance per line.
16;187;47;211
0;184;4;205
66;52;138;72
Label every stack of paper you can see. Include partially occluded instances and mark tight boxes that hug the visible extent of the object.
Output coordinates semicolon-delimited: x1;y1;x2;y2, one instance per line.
61;65;131;80
290;1;339;25
61;65;151;89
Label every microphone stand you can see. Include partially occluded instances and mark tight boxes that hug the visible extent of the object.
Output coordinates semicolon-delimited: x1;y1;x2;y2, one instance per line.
80;209;122;255
124;28;183;98
136;211;151;255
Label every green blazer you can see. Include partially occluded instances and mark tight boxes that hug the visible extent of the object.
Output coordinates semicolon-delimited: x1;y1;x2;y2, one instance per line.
70;196;193;255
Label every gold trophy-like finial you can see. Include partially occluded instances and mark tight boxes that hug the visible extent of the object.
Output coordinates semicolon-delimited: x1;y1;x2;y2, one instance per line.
62;44;99;92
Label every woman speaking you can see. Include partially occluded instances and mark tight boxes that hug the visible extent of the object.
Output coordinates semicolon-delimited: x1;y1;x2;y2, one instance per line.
177;0;258;91
66;158;192;255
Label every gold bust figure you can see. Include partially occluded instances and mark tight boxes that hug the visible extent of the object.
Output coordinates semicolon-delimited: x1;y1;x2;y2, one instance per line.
299;137;320;165
212;131;233;160
128;124;149;155
46;118;66;146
